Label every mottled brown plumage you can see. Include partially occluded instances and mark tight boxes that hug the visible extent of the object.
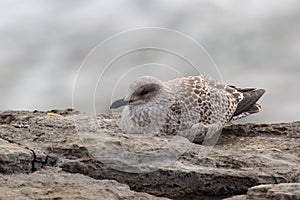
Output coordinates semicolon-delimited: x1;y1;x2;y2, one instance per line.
110;75;265;138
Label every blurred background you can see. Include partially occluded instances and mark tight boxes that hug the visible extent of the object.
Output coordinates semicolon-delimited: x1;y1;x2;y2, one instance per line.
0;0;299;123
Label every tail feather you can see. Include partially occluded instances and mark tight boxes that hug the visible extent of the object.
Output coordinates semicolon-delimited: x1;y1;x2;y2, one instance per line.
231;88;265;120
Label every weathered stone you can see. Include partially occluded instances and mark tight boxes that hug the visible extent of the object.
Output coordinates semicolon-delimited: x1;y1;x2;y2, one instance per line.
0;138;33;173
0;168;168;200
223;195;246;200
224;183;300;200
0;110;299;199
222;122;300;138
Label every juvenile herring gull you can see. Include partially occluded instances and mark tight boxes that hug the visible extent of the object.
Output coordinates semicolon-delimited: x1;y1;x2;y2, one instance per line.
110;75;265;139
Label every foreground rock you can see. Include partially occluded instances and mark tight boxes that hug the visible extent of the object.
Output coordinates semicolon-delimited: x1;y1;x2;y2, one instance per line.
0;168;168;200
0;137;33;173
225;183;300;200
0;110;299;199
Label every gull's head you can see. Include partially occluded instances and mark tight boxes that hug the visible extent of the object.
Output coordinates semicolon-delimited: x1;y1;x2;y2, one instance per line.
110;76;164;109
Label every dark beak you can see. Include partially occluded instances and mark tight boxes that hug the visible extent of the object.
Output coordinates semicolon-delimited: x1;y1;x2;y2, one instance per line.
110;98;129;109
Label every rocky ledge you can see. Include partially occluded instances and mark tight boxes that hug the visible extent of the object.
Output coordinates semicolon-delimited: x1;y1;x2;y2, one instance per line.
0;109;299;200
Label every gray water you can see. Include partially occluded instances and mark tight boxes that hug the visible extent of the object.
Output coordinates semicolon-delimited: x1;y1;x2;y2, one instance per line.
0;0;299;123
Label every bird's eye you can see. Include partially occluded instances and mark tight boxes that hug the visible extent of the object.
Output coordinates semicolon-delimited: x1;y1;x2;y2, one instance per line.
140;89;149;95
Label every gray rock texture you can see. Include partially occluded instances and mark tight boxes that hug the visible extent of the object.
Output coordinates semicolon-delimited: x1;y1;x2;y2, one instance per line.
0;168;168;200
0;109;299;199
225;183;300;200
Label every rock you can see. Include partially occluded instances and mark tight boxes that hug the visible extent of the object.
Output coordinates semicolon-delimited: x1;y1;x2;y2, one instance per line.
222;122;300;138
223;195;246;200
224;183;300;200
0;168;168;200
0;110;299;199
0;138;33;173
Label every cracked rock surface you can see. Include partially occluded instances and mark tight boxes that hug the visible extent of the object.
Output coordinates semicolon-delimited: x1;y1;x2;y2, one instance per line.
0;168;168;200
0;109;299;200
